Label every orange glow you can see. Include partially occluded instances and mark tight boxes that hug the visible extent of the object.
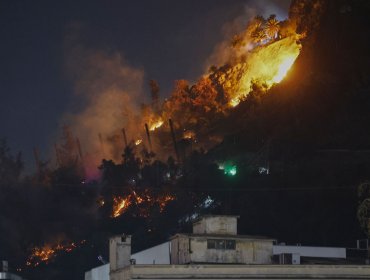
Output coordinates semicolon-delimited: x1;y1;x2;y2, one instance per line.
135;139;142;146
183;130;196;139
26;240;86;267
229;98;240;107
227;36;301;106
111;190;175;218
158;195;175;212
149;119;164;131
272;55;297;83
112;196;131;218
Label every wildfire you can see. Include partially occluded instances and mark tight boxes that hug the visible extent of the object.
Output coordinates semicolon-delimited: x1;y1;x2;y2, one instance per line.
225;36;301;107
272;55;297;83
135;139;143;146
111;190;175;218
112;196;131;218
230;98;240;108
183;130;196;140
149;119;164;131
158;195;175;212
230;36;301;106
26;240;86;267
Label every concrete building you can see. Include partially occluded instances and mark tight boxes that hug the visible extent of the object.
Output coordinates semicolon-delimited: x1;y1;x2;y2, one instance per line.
85;242;171;280
85;264;109;280
0;261;24;280
86;215;370;280
273;244;346;264
170;215;275;265
111;264;370;279
131;242;170;265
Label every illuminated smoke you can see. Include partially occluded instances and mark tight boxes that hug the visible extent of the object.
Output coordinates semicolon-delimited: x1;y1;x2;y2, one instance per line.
61;24;146;179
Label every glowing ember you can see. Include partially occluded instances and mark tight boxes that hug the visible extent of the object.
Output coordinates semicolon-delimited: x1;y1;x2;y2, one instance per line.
183;130;196;139
149;119;164;131
112;196;131;218
229;98;240;107
111;190;175;218
135;139;143;146
26;240;86;267
158;195;175;211
97;197;105;207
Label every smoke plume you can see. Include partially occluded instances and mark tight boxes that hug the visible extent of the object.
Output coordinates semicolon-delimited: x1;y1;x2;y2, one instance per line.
205;0;290;70
61;23;146;179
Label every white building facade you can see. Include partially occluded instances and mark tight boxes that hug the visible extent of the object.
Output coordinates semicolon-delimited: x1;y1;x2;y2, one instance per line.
86;215;370;280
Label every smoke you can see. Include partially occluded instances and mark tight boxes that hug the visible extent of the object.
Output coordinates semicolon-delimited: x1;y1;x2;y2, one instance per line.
204;0;291;70
61;23;146;179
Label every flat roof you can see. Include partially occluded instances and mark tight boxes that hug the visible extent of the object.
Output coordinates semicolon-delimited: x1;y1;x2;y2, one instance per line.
170;233;276;241
192;215;240;223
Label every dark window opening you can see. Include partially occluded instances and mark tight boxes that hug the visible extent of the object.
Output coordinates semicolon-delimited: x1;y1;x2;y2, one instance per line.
226;240;236;249
207;239;236;250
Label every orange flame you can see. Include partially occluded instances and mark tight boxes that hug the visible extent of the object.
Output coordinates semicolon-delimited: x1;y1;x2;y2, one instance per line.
111;190;175;218
183;130;196;139
112;196;131;218
229;36;301;106
149;119;164;131
26;240;86;267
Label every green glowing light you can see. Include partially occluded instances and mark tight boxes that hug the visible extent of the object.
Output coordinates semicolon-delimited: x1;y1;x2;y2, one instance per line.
224;165;237;176
218;162;237;176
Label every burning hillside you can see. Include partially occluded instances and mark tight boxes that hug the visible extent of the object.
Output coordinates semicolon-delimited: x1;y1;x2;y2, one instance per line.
111;190;175;218
2;0;370;278
25;240;86;268
226;36;301;107
56;11;303;179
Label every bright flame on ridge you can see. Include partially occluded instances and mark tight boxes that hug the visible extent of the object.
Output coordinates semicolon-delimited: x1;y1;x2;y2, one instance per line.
149;119;164;131
229;36;301;106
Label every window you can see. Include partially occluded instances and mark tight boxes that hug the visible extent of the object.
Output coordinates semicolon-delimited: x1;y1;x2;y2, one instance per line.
225;240;236;249
207;239;216;249
207;239;236;250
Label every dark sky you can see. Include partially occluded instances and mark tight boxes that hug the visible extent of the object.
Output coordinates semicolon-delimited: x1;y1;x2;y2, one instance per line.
0;0;290;172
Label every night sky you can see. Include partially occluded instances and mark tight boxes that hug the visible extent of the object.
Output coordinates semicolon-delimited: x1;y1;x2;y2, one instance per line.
0;0;290;172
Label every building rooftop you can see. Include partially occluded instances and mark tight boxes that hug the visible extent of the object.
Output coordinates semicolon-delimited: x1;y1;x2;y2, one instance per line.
170;233;276;241
192;215;240;223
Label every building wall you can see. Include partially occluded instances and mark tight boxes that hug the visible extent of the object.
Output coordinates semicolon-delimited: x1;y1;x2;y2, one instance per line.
0;272;23;280
170;235;191;264
109;235;131;272
84;264;109;280
116;264;370;280
193;216;237;235
131;242;170;264
171;235;273;264
273;245;346;259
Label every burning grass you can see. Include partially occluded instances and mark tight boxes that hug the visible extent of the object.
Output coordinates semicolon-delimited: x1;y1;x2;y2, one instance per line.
112;189;175;218
26;240;86;267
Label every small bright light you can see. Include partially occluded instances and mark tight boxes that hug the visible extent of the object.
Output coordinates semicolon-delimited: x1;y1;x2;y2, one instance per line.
229;166;236;176
219;162;237;176
229;98;240;107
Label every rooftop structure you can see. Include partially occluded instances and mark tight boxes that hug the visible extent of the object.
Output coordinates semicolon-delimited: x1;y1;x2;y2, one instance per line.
85;215;370;280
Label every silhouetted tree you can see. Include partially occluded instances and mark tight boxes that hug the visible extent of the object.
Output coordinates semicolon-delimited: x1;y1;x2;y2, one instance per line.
357;181;370;237
265;15;280;39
